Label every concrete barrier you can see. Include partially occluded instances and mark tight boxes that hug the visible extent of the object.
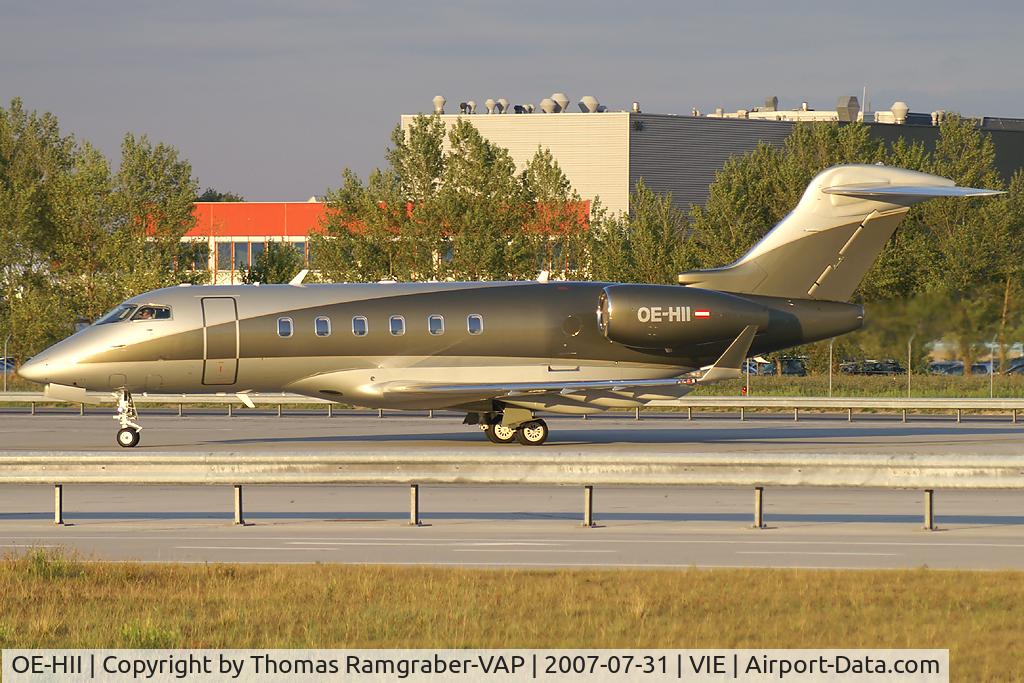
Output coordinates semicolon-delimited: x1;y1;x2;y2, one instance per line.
4;451;1020;530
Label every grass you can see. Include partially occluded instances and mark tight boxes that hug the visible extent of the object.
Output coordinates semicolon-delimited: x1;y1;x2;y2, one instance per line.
1;550;1020;680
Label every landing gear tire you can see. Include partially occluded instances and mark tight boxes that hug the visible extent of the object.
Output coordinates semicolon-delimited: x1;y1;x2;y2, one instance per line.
117;427;141;448
515;419;549;446
482;423;518;444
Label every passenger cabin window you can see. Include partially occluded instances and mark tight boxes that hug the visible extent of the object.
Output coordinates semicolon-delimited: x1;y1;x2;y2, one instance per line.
428;315;444;336
131;305;172;321
97;304;137;325
314;316;331;337
352;316;368;337
390;315;405;336
277;317;293;338
467;314;484;335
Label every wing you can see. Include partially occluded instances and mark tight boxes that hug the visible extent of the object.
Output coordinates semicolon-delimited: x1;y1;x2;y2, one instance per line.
377;325;758;411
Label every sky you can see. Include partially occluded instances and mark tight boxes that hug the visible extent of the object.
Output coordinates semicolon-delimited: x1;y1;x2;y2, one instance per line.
2;0;1022;200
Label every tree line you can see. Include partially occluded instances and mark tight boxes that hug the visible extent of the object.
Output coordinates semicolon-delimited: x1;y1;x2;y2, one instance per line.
3;97;1022;372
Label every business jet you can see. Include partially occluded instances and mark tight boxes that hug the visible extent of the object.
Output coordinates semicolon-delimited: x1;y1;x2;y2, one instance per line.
18;164;999;447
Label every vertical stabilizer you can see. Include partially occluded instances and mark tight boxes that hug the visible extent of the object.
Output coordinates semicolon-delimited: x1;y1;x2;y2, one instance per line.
678;165;1000;301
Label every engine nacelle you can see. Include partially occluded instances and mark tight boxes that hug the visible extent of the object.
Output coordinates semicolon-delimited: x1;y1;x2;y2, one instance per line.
598;284;769;349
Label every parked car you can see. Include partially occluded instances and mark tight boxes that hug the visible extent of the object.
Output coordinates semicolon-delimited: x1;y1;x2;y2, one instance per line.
0;357;13;374
779;357;808;376
971;361;997;375
842;359;905;375
1004;358;1024;375
928;361;964;376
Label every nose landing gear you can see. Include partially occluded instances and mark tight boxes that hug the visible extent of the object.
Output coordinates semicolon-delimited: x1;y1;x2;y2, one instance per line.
114;389;141;448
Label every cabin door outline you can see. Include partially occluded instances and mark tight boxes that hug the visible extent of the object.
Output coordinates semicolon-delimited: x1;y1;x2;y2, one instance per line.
201;297;239;385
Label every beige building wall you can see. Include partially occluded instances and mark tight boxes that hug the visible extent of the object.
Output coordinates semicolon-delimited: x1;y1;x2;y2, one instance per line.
400;112;631;215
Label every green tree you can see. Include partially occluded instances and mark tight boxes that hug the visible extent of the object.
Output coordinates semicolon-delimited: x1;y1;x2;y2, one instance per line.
197;187;244;202
243;241;304;284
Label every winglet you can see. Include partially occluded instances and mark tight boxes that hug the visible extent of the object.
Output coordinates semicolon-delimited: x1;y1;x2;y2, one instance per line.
289;269;309;286
698;325;758;383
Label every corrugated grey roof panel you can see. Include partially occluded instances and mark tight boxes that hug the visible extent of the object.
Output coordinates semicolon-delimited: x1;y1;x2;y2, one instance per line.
628;114;795;210
866;123;1024;183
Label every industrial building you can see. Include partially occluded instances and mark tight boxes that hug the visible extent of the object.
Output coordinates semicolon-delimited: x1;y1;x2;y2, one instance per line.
186;93;1024;283
403;93;1024;212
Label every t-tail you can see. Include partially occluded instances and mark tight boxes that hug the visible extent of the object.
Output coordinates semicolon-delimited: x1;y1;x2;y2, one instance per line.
678;164;1002;301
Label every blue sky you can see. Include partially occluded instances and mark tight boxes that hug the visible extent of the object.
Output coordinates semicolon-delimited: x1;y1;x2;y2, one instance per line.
2;0;1021;199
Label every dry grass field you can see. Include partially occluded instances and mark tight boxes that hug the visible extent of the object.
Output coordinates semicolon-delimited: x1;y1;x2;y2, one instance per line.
1;551;1020;680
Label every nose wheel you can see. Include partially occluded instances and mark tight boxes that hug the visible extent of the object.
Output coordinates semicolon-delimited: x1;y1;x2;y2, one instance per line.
113;389;142;448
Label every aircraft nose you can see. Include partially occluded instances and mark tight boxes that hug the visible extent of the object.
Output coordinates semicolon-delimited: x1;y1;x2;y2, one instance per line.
16;356;48;384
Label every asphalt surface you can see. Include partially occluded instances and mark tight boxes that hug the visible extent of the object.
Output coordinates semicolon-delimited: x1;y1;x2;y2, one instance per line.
1;411;1023;570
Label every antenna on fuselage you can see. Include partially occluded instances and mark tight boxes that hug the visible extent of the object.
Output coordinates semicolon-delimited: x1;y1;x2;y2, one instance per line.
289;269;309;286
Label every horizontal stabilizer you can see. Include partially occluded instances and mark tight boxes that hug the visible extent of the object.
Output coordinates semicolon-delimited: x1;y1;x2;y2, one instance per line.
822;184;1003;199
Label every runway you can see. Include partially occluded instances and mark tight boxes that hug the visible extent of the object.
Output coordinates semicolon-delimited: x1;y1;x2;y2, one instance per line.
1;412;1023;570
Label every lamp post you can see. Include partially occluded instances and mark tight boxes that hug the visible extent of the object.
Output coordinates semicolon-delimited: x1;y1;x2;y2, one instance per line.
828;338;835;398
2;334;10;393
990;333;998;399
907;334;916;399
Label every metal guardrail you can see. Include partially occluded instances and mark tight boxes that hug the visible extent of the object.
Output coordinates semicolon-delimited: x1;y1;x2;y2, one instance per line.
2;391;1023;422
2;451;1022;529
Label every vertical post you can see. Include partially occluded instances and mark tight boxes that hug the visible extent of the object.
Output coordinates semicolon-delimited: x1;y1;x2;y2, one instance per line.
740;407;745;422
328;403;333;418
956;408;962;424
634;406;640;421
227;404;233;418
409;484;421;526
178;403;183;418
428;409;434;418
54;484;64;526
902;409;908;423
378;408;384;418
828;338;834;398
687;406;692;421
79;403;85;416
233;485;244;526
753;486;765;529
907;334;915;399
277;404;282;418
1013;409;1017;425
31;401;36;416
793;408;799;422
581;413;587;420
923;489;935;531
582;485;595;528
847;407;852;422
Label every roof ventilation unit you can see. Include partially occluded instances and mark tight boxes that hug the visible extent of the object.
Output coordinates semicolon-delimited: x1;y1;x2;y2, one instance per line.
467;100;477;114
526;103;535;113
579;95;599;112
432;95;445;114
891;101;909;124
496;98;509;113
552;92;569;112
539;98;557;113
836;95;860;122
484;98;496;114
632;101;641;113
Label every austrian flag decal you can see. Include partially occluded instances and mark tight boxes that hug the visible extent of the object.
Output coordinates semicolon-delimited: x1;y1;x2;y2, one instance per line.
694;310;711;318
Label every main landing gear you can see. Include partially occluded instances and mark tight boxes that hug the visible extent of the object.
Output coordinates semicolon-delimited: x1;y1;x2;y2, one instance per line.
114;389;142;448
480;418;549;446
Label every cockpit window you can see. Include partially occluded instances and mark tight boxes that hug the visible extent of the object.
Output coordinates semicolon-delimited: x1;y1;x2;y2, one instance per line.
96;304;137;325
131;305;172;321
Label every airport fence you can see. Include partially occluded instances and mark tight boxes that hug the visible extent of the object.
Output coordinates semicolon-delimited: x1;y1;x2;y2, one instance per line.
2;391;1024;423
1;451;1022;531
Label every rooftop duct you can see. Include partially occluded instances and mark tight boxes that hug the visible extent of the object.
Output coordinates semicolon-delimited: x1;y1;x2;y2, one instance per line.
836;95;860;122
764;96;778;112
552;92;569;112
484;98;496;114
579;95;599;113
632;101;641;113
539;98;557;113
467;100;477;114
891;101;909;124
496;98;508;113
432;95;445;114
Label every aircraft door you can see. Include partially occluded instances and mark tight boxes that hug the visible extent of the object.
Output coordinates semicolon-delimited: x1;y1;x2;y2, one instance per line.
202;297;238;385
